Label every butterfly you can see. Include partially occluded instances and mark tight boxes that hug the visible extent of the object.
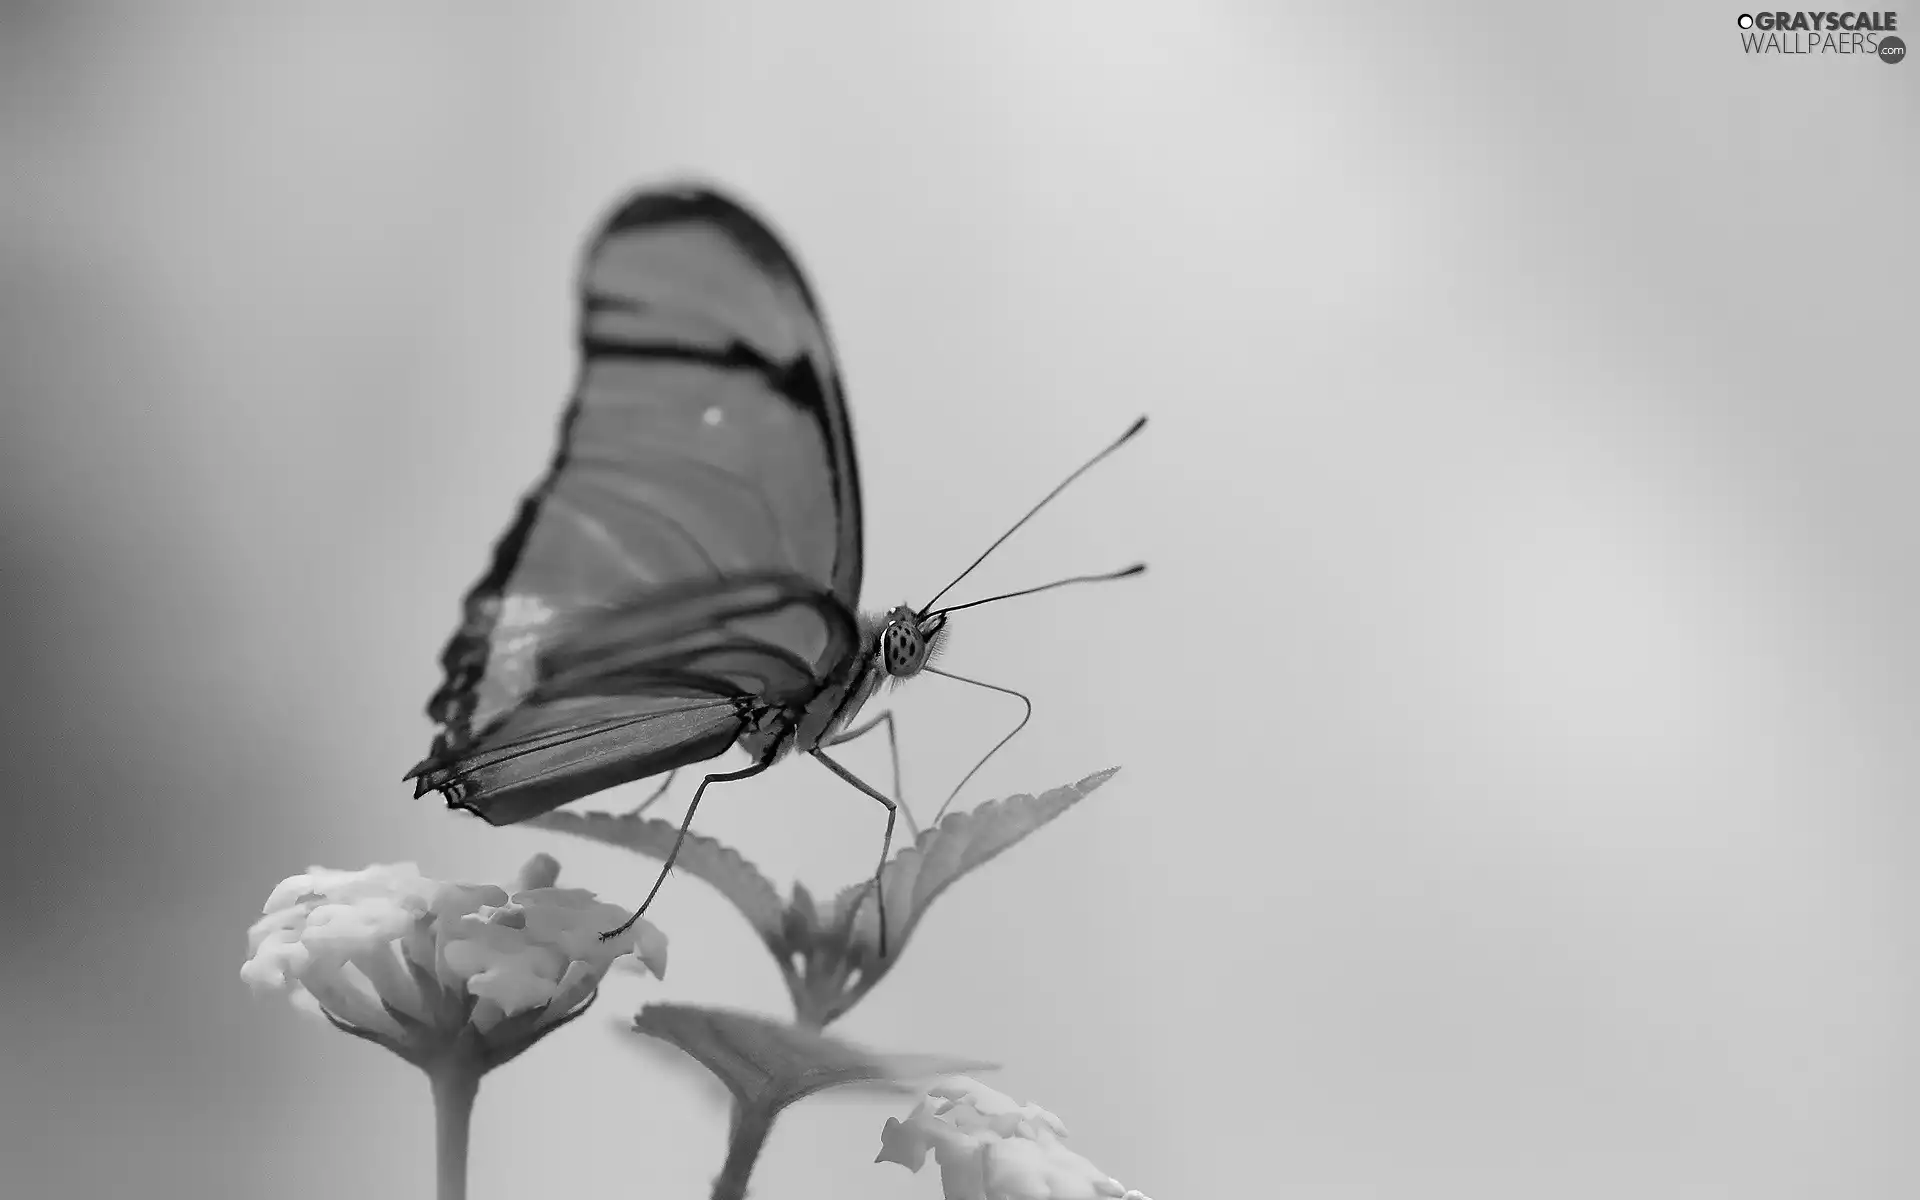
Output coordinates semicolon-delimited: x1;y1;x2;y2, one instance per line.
405;184;1143;949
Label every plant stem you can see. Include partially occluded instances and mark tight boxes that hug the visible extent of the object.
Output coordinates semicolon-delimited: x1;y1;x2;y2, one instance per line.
428;1057;482;1200
711;1098;776;1200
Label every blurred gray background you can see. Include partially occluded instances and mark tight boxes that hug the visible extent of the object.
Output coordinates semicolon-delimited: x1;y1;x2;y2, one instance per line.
2;3;1915;1197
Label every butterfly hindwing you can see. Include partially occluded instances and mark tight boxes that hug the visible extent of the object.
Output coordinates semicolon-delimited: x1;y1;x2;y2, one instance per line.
422;694;747;827
410;186;866;823
412;576;861;825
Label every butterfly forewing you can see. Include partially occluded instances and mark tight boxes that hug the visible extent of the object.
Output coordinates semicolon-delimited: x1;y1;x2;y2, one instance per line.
410;187;867;824
576;189;862;601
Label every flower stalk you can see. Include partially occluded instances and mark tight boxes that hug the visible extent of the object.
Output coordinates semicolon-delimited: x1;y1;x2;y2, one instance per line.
428;1054;482;1200
711;1096;778;1200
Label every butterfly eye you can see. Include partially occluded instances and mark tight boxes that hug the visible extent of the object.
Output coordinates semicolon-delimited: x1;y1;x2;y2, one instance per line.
882;622;925;678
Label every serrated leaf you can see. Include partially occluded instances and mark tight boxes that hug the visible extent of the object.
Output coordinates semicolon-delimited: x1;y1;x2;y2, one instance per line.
820;767;1120;952
785;881;819;945
631;1003;993;1113
528;810;786;949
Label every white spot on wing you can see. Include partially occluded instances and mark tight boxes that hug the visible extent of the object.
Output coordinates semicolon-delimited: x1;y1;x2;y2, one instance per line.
485;594;557;715
702;405;724;427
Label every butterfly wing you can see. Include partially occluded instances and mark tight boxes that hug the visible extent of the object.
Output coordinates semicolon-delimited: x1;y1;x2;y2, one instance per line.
409;186;865;825
415;575;860;825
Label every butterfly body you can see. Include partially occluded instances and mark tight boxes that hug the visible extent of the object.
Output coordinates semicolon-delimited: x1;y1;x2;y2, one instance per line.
734;616;873;763
734;605;942;762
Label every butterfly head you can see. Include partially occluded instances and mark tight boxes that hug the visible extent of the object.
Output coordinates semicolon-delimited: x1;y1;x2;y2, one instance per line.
879;605;947;678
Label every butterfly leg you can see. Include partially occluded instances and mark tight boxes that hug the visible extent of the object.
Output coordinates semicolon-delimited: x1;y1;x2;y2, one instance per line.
625;768;679;817
810;748;899;958
821;710;917;839
599;756;774;941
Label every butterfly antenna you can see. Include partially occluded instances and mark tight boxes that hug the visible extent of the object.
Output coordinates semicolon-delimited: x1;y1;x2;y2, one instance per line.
926;563;1144;620
920;416;1147;613
925;667;1033;824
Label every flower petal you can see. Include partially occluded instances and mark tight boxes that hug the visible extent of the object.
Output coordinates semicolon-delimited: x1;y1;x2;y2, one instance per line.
263;863;432;914
468;994;509;1035
244;905;307;955
300;897;423;964
514;853;561;892
302;966;405;1040
444;924;568;1017
535;959;599;1029
931;1134;991;1200
240;928;311;991
625;917;670;979
982;1135;1124;1199
350;942;428;1022
875;1114;933;1171
882;1081;1139;1200
511;888;638;964
287;987;329;1023
427;881;509;922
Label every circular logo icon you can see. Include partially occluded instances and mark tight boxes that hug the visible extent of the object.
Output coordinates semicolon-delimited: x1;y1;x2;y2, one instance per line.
1880;35;1907;64
1737;14;1754;28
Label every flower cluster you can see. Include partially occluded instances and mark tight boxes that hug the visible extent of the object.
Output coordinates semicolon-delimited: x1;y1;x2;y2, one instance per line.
877;1077;1152;1200
242;855;666;1065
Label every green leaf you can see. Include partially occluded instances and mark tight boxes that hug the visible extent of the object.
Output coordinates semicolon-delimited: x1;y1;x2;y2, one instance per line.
783;881;819;950
533;770;1125;1030
820;767;1120;955
630;1003;994;1113
527;810;787;949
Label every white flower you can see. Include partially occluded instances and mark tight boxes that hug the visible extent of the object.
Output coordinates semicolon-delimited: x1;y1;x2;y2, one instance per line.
242;854;667;1064
876;1077;1153;1200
